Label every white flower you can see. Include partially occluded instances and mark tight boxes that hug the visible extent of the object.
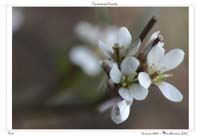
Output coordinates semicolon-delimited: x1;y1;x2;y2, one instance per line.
111;99;132;124
138;43;185;102
74;21;100;45
98;27;141;59
110;57;148;101
69;46;101;76
74;21;119;46
73;22;119;76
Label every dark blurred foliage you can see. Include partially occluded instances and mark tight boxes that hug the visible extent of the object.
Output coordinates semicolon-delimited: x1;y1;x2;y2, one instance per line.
12;7;188;129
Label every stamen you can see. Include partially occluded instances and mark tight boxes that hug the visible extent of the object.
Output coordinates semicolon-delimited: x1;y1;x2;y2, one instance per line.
121;82;127;88
152;75;162;83
121;75;127;82
152;73;173;83
161;73;173;78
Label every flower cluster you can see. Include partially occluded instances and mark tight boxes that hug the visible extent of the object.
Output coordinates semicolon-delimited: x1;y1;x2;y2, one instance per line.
98;27;185;124
70;21;119;76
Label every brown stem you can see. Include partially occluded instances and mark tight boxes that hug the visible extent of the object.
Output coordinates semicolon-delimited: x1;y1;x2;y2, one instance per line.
114;47;120;68
139;16;158;42
137;35;163;73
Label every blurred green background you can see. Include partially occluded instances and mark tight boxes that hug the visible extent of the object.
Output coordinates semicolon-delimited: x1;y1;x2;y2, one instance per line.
12;7;188;129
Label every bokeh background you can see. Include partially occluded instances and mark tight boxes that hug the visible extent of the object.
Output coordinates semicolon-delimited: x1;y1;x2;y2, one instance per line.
12;7;188;129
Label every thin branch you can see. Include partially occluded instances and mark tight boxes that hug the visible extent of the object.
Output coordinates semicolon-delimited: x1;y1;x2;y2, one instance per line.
139;16;158;42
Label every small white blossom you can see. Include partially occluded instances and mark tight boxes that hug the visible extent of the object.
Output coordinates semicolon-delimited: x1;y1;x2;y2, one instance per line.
74;21;100;45
72;22;121;76
138;43;185;102
110;57;148;101
98;27;141;59
111;99;132;124
74;21;119;46
69;46;101;76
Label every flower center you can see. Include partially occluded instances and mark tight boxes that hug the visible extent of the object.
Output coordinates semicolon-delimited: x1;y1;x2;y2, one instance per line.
121;75;129;88
120;73;138;88
149;64;173;83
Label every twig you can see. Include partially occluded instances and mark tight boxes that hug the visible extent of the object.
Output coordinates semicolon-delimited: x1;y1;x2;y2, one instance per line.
139;16;158;42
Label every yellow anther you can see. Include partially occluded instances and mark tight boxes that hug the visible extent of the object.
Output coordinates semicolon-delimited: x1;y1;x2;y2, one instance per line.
152;75;162;83
121;76;126;82
121;82;127;87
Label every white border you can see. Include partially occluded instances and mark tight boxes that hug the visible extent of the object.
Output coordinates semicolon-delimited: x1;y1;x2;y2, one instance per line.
0;1;7;136
1;0;197;136
189;5;195;132
6;5;12;133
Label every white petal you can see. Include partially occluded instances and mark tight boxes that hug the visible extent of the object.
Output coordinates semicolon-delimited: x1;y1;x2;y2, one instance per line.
155;81;183;102
111;100;131;124
127;39;141;56
147;43;165;68
149;31;160;42
120;57;140;75
158;49;185;73
74;21;99;45
103;26;118;48
129;83;148;100
117;27;132;48
69;46;100;76
119;88;133;102
109;64;122;84
158;41;165;47
98;40;113;58
144;31;160;49
138;72;151;89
